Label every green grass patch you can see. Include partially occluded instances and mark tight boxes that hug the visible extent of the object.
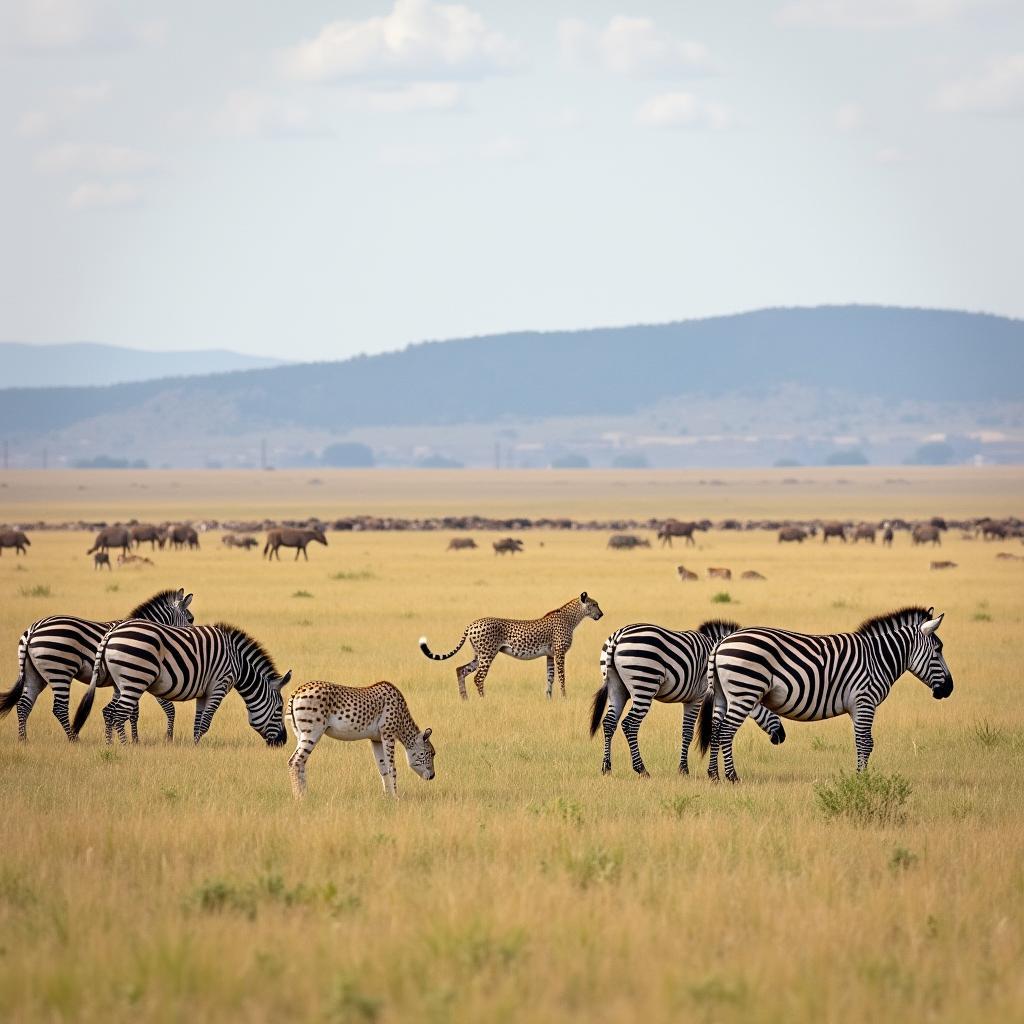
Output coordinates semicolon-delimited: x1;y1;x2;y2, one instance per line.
18;585;51;598
815;770;912;826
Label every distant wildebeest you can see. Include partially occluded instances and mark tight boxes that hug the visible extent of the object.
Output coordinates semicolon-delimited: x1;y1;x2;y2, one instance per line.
741;570;766;580
930;517;948;531
778;527;807;543
493;538;524;556
852;524;876;543
131;524;166;551
708;567;732;580
264;526;328;561
676;566;699;581
981;521;1008;540
913;524;942;546
87;525;131;558
882;524;894;547
930;560;957;570
447;538;478;551
93;552;111;571
608;534;650;550
168;525;200;551
0;530;30;556
657;521;697;547
822;521;847;543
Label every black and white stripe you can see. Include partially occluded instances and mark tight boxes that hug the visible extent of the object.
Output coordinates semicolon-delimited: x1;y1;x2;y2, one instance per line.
590;619;786;776
0;589;194;742
698;606;953;782
71;621;291;746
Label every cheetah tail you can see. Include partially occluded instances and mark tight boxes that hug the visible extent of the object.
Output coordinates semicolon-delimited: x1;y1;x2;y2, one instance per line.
589;684;608;738
419;629;468;661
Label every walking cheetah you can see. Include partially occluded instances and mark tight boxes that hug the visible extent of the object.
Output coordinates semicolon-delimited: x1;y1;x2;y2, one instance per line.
420;592;604;700
287;680;435;798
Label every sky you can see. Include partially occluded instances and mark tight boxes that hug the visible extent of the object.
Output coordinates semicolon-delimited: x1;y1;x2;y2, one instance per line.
1;0;1022;362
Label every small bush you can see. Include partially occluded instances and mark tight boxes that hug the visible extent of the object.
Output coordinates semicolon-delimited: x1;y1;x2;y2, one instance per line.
292;590;313;599
889;847;918;872
815;770;912;826
18;585;51;598
972;612;992;622
711;592;732;604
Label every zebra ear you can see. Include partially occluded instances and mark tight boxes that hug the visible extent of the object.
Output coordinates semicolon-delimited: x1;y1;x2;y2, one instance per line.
921;613;944;635
175;587;185;601
181;593;193;609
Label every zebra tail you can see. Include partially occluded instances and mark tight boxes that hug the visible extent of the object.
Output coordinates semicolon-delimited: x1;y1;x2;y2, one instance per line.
589;684;608;737
71;626;114;738
419;629;468;661
0;626;33;719
696;656;720;756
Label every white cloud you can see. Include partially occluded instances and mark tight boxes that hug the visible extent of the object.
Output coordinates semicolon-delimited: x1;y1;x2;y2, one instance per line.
68;181;142;209
216;91;315;138
36;142;157;176
778;0;998;29
17;111;51;137
559;15;712;76
835;101;865;131
378;142;449;167
935;54;1024;113
875;146;910;163
480;136;528;161
3;0;164;52
15;82;111;138
636;92;733;130
282;0;519;82
360;82;463;113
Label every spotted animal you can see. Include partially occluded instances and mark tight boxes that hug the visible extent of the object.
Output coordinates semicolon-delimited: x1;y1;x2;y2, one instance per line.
707;567;732;580
420;592;604;700
677;566;699;581
287;680;435;798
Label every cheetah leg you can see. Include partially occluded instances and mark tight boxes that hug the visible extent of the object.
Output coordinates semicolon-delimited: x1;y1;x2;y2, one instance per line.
472;657;493;698
545;657;555;700
554;650;568;699
288;724;323;799
456;656;478;700
373;732;398;797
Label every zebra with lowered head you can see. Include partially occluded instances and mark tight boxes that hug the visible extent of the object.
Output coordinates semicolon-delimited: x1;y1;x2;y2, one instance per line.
591;619;786;777
698;606;953;782
0;589;194;742
72;621;291;746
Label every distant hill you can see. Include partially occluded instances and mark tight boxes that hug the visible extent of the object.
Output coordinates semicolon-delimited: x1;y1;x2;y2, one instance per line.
0;306;1021;467
0;341;287;387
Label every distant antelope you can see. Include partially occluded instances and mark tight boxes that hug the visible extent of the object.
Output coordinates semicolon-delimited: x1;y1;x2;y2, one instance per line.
707;567;732;580
287;680;435;798
676;566;699;581
0;530;30;556
264;526;328;561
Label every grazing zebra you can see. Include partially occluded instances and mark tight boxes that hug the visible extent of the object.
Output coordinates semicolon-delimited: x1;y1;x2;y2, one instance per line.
264;526;327;561
72;621;291;745
591;620;786;777
420;592;603;699
0;589;194;742
697;606;953;783
287;680;435;798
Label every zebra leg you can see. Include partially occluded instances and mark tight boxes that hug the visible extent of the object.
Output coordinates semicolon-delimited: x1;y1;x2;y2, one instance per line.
15;669;46;742
156;697;175;742
749;703;787;745
193;695;208;743
48;673;77;741
719;695;762;783
601;676;628;774
455;657;478;700
107;690;145;745
852;702;876;772
545;656;555;699
679;701;701;774
621;692;656;777
129;703;141;744
288;725;323;798
707;687;727;782
195;684;230;743
101;692;117;743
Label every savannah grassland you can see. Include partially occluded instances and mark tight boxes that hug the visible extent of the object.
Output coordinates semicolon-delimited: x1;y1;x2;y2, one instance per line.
1;468;1023;1024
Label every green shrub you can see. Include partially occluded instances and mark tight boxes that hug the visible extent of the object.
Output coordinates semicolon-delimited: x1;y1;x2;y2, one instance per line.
889;847;918;872
815;770;912;826
711;592;732;604
292;590;313;598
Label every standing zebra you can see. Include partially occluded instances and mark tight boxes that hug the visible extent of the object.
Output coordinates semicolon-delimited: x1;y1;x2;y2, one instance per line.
0;589;194;742
591;619;786;777
698;606;953;782
72;621;291;746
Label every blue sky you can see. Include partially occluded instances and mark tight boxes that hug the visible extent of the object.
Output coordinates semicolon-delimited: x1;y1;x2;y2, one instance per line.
1;0;1021;361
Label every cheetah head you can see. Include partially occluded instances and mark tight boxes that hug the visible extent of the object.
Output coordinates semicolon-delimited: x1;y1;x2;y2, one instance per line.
580;592;604;620
406;727;436;781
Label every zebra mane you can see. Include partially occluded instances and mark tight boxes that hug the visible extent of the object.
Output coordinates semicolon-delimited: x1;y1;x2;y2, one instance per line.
698;619;741;640
214;623;279;676
129;589;180;618
855;607;930;636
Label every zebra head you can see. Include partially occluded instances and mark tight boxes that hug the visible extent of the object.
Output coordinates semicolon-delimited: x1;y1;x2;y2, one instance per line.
405;727;436;781
909;609;953;700
130;588;195;626
580;592;604;621
225;626;292;745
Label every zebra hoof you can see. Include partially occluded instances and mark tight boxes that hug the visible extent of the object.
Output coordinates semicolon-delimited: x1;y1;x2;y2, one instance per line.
601;764;612;775
637;770;651;779
678;766;689;776
771;726;787;745
726;774;740;784
708;774;720;784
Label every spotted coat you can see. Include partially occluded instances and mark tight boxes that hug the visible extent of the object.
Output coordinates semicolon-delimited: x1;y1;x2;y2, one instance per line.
287;680;435;798
420;592;604;700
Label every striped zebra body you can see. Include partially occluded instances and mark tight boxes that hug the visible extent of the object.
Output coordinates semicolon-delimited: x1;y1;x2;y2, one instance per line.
591;619;786;776
72;622;291;746
0;589;193;742
698;606;953;782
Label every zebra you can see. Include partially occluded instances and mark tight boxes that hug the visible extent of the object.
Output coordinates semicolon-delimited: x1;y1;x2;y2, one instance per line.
0;589;194;742
590;619;786;777
697;606;953;783
71;621;292;746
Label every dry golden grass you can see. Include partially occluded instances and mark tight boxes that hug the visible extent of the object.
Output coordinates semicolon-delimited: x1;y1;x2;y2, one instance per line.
1;468;1023;1023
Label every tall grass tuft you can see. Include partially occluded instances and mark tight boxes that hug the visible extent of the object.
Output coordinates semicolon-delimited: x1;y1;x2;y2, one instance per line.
18;584;51;598
973;720;1002;748
815;770;912;826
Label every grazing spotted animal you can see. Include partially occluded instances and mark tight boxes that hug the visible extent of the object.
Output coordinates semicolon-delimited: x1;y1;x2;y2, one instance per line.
677;566;699;581
93;552;111;571
420;592;604;699
447;538;478;551
741;570;766;580
287;680;435;798
0;530;30;556
707;567;732;580
264;526;328;561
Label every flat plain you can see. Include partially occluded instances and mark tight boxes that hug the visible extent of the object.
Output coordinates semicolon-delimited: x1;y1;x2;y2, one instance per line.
1;467;1023;1024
